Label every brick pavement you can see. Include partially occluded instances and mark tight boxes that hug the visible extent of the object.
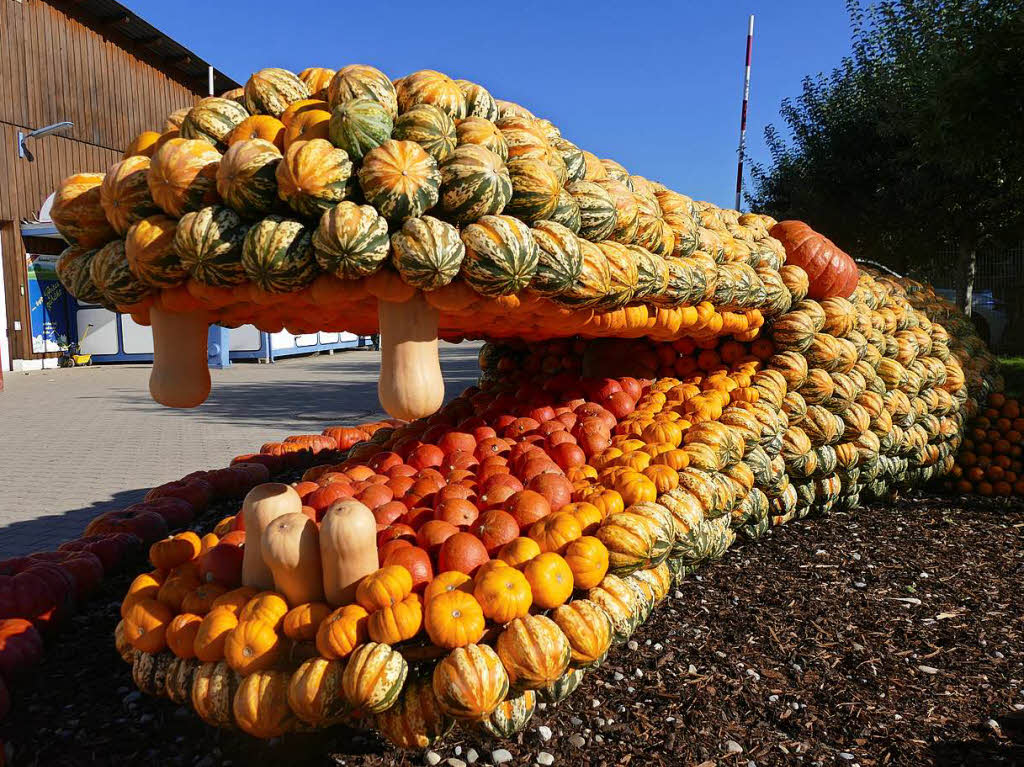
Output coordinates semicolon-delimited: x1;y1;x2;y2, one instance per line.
0;342;481;558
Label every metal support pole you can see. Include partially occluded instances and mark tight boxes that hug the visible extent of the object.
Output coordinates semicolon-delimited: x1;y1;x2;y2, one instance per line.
735;15;754;211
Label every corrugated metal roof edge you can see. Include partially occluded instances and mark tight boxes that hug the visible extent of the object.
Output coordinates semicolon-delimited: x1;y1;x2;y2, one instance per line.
43;0;242;94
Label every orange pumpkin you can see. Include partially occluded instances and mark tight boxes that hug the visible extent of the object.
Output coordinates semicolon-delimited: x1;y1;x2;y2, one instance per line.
226;115;285;149
643;464;680;493
224;618;283;675
181;582;228;615
122;571;164;617
652;449;690;470
368;592;424;644
562;502;603;534
496;537;542;568
424;590;485;648
423;571;474;602
315;604;369;659
147;138;222;217
522;553;573;609
562;536;610;590
166;612;203;658
528;512;583;554
580;488;624;518
473;565;532;623
123;597;174;653
149;531;202;570
238;592;289;629
156;573;201;612
193;606;239;662
356;565;414;611
211;586;259;615
283;109;331;149
283;602;332;642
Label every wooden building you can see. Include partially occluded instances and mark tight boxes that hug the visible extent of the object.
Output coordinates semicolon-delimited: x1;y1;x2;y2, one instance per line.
0;0;238;379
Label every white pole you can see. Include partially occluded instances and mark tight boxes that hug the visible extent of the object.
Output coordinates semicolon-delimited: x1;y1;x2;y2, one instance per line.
208;65;214;96
735;14;754;211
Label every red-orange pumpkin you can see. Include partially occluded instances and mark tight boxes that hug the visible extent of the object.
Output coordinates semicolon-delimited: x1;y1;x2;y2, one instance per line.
768;221;858;300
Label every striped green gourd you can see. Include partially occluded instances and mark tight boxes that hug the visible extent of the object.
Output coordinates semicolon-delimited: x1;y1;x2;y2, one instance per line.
241;215;318;293
328;98;394;162
244;68;310;117
390;215;466;290
460;214;538;297
312;201;390;280
358;140;440;224
56;245;104;305
215;139;282;218
529;220;582;296
392;103;456;163
504;157;560;222
437;145;511;225
567;180;617;241
174;205;250;286
89;239;153;307
180;97;250;147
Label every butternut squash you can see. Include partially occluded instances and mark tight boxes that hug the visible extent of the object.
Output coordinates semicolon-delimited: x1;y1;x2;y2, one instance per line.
262;512;325;606
319;499;378;606
377;293;444;421
149;306;211;408
241;484;302;590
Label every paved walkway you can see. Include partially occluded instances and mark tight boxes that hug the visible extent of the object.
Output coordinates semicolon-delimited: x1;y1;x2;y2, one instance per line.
0;342;481;559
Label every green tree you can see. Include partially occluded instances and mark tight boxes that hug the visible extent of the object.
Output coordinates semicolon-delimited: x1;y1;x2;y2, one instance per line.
750;0;1024;320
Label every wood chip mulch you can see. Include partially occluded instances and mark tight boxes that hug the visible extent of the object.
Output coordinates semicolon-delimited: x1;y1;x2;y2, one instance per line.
3;494;1024;767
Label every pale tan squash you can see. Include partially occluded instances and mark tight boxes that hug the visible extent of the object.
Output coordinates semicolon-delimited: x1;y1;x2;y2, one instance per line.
261;512;325;605
319;499;378;606
241;484;303;590
377;292;444;421
149;307;211;408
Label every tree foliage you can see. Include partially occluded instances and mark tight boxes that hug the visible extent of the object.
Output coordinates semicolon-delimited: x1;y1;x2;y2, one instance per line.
750;0;1024;293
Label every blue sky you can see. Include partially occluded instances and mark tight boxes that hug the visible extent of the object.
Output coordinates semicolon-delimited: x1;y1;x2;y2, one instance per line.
131;0;853;209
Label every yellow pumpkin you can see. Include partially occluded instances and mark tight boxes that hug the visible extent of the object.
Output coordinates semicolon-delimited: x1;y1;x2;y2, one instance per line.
562;536;610;590
473;565;532;624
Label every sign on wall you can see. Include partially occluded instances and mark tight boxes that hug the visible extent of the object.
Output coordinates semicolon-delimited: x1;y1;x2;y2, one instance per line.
26;253;73;353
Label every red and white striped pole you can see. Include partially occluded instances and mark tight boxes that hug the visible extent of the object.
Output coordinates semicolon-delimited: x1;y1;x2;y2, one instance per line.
735;14;754;211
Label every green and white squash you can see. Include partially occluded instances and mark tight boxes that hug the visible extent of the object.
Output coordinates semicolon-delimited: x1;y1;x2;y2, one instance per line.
312;201;390;280
567;181;617;242
548;189;581;233
244;68;310;118
56;245;104;305
358;140;441;223
180;97;250;147
596;178;639;244
391;215;465;290
455;117;509;162
395;70;467;120
529;220;582;296
174;205;250;286
327;64;398;118
454;79;499;121
437;145;511;225
550;136;586;184
328;97;394;162
341;642;408;716
241;215;318;293
460;214;538;296
557;238;611;307
629;244;668;299
276;138;353;219
100;156;161;235
392;104;456;163
477;690;536;738
505;157;560;222
538;668;584;705
89;239;152;307
215;139;282;218
495;116;550;163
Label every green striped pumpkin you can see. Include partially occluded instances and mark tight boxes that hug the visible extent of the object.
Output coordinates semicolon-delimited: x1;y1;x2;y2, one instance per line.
437;145;511;225
495;116;550;163
628;244;668;299
241;215;318;293
358;140;440;224
56;245;103;305
392;104;456;163
454;79;499;121
341;642;408;715
327;64;398;118
550;136;586;184
634;212;675;257
375;672;454;751
455;117;509;162
174;206;249;286
99;156;161;235
600;158;630;182
244;68;310;117
125;214;186;288
596;241;639;309
529;220;582;296
395;70;467;120
548;189;582;233
596;178;639;244
567;180;617;241
276;138;353;220
587;575;640;643
89;239;152;307
460;214;538;297
391;215;465;290
495;99;535;121
477;690;536;738
556;238;611;307
505;157;560;222
180;97;250;147
537;668;584;704
328;98;394;162
215;139;282;218
312;201;390;279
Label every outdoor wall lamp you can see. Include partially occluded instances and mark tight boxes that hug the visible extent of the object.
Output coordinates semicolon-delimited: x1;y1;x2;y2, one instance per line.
18;121;75;161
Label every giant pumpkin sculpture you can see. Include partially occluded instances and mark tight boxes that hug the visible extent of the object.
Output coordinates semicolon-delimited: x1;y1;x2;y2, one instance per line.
46;61;1008;749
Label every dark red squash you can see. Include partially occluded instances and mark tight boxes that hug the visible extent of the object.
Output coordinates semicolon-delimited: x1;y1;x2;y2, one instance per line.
0;618;44;678
769;220;859;299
